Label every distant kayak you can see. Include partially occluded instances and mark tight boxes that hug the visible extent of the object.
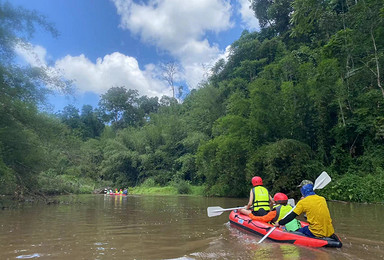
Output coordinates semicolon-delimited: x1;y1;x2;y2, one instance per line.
105;193;127;196
229;211;342;248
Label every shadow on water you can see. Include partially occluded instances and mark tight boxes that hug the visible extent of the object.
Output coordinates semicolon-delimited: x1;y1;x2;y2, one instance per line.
0;195;383;259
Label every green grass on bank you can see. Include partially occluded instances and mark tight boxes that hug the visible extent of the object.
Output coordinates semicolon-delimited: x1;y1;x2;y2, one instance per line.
130;186;178;195
130;185;205;196
129;179;205;196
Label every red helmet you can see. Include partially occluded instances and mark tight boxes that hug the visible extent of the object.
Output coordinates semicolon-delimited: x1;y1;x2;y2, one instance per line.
251;176;263;186
273;193;288;203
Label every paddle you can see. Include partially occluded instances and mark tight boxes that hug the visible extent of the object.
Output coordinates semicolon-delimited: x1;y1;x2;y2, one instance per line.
257;171;331;244
287;198;295;208
207;206;246;217
208;199;295;218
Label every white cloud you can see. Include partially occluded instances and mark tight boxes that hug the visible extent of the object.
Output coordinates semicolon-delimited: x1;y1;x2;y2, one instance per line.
114;0;232;49
16;43;170;97
54;52;169;97
14;43;48;67
238;0;259;31
112;0;234;89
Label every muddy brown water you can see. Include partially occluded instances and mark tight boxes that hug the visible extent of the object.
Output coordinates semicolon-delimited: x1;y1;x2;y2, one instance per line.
0;194;383;259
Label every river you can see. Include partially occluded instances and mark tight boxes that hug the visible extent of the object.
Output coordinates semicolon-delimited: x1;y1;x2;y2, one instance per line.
0;194;383;259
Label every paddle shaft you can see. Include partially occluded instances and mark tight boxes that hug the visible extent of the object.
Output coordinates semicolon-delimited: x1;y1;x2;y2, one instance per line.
207;206;247;217
214;206;245;212
208;204;259;217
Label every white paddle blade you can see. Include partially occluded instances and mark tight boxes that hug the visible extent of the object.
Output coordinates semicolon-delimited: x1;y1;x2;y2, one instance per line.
207;206;224;217
288;199;295;207
207;206;246;217
314;171;331;190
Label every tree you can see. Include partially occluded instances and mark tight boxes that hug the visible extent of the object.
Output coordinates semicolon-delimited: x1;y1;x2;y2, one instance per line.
290;0;343;43
161;62;179;100
196;135;248;197
0;2;71;97
0;1;58;61
0;2;71;196
59;105;82;129
80;105;104;139
349;0;384;98
98;87;139;129
182;85;225;136
137;95;159;121
250;0;293;35
246;139;320;197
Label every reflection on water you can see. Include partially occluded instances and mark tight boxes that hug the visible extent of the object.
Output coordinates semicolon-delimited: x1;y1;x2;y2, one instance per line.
0;195;383;259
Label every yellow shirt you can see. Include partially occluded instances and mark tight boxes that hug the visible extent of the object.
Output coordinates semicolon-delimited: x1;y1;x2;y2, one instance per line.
293;195;334;237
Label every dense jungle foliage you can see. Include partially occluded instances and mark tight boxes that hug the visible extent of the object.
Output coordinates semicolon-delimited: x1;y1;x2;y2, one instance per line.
1;0;384;203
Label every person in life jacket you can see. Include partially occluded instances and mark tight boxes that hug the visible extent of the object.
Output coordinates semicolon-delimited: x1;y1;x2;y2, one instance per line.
119;189;123;194
248;193;301;232
240;176;274;217
275;180;335;238
115;188;118;195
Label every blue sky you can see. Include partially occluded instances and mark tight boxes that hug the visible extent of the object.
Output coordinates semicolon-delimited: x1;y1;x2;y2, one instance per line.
11;0;259;112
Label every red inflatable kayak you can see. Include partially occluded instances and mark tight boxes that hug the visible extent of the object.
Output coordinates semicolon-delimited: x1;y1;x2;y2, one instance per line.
229;211;342;248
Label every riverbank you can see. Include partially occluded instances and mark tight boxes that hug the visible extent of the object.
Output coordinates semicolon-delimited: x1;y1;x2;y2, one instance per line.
0;193;59;209
130;184;205;196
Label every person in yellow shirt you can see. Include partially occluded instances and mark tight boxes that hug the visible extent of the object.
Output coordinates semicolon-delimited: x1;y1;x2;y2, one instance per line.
274;180;335;238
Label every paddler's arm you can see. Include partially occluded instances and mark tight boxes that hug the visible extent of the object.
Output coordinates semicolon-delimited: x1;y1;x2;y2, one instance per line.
245;189;253;209
269;194;274;207
275;212;298;227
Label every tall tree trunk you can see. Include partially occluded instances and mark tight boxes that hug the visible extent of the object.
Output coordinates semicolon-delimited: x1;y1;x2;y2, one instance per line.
371;27;384;98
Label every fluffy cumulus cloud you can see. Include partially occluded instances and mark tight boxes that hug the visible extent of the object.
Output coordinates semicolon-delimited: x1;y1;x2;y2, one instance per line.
238;0;259;30
16;43;169;97
113;0;232;50
55;52;168;97
112;0;234;89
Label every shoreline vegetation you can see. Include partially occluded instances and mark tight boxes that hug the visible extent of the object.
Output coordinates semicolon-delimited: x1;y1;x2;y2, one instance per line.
2;185;382;211
0;183;205;209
